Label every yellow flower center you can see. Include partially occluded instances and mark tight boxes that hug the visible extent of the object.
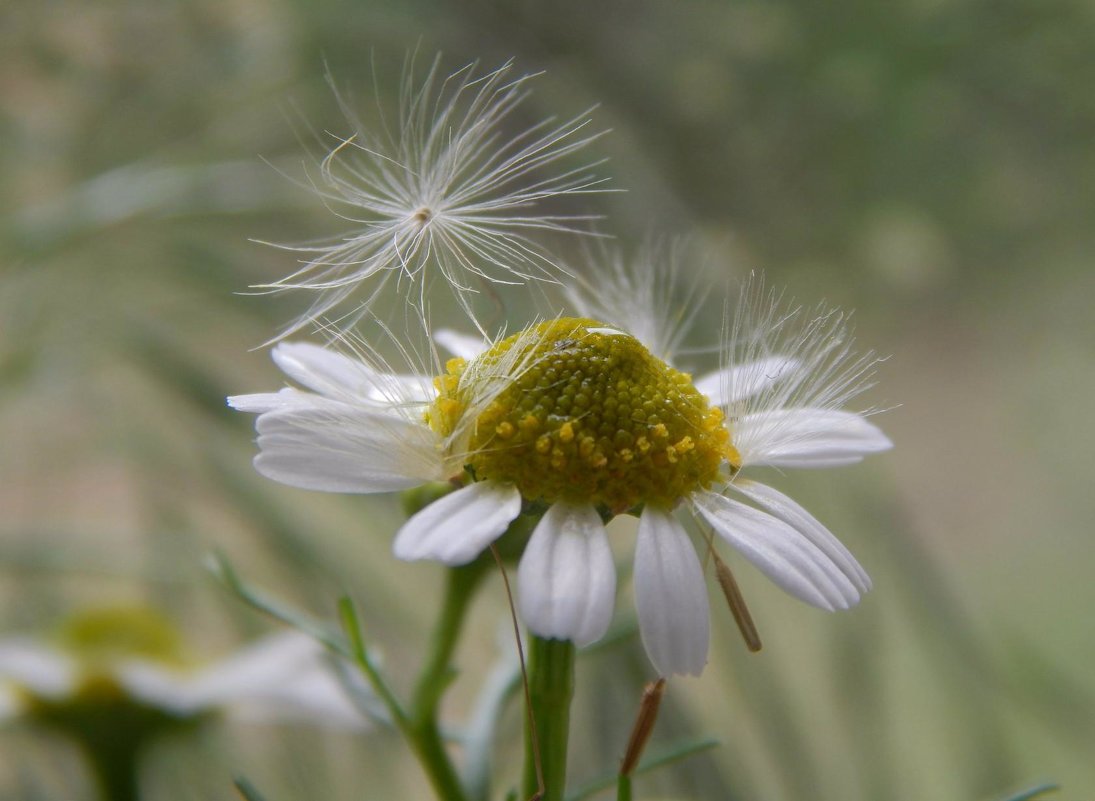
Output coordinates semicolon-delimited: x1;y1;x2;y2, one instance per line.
57;607;187;666
428;318;737;513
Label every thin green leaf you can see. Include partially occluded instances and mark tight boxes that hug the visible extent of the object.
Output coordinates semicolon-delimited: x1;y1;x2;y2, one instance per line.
565;737;719;801
338;596;410;730
995;783;1060;801
233;776;270;801
631;738;720;779
207;551;346;654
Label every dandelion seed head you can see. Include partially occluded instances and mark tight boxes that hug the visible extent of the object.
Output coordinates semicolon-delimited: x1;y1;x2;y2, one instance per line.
261;57;610;339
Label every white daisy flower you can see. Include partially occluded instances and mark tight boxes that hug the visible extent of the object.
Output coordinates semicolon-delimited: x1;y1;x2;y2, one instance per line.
259;56;609;338
229;280;891;678
0;607;374;731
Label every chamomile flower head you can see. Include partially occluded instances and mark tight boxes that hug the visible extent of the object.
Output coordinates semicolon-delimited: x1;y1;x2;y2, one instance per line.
0;607;375;735
230;276;892;678
259;56;609;338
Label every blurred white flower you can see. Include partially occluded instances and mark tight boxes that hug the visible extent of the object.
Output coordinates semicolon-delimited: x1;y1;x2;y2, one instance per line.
260;56;608;337
230;266;892;677
0;608;372;731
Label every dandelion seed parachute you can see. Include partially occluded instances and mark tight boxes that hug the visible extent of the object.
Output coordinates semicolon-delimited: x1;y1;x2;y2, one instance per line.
258;56;610;339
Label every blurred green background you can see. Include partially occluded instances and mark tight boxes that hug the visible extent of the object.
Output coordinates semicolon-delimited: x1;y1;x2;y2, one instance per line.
3;0;1094;799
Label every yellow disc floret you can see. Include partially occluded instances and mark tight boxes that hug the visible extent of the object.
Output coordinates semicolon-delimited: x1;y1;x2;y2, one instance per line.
57;607;187;666
427;318;736;513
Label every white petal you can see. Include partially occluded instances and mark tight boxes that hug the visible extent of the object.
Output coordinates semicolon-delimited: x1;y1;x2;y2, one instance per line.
517;503;616;647
254;406;444;493
228;387;325;414
272;342;433;404
219;663;372;729
0;640;75;699
113;662;197;714
694;491;861;611
731;480;871;593
633;508;709;677
434;329;488;360
272;342;376;397
694;356;800;406
120;632;371;729
735;408;892;468
393;481;522;565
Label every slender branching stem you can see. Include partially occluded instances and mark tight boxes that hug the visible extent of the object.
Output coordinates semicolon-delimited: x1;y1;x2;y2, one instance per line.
408;563;488;801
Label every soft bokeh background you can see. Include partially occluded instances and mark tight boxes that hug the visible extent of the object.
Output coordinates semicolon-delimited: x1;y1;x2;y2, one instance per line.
3;0;1094;799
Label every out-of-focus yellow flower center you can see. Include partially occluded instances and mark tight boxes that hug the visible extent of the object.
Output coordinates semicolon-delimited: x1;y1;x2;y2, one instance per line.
57;607;187;666
428;318;737;513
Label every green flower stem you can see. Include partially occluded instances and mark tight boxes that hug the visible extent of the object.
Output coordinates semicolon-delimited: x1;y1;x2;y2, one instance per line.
31;694;189;801
339;597;410;728
616;774;633;801
408;562;489;801
523;636;576;801
81;739;141;801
